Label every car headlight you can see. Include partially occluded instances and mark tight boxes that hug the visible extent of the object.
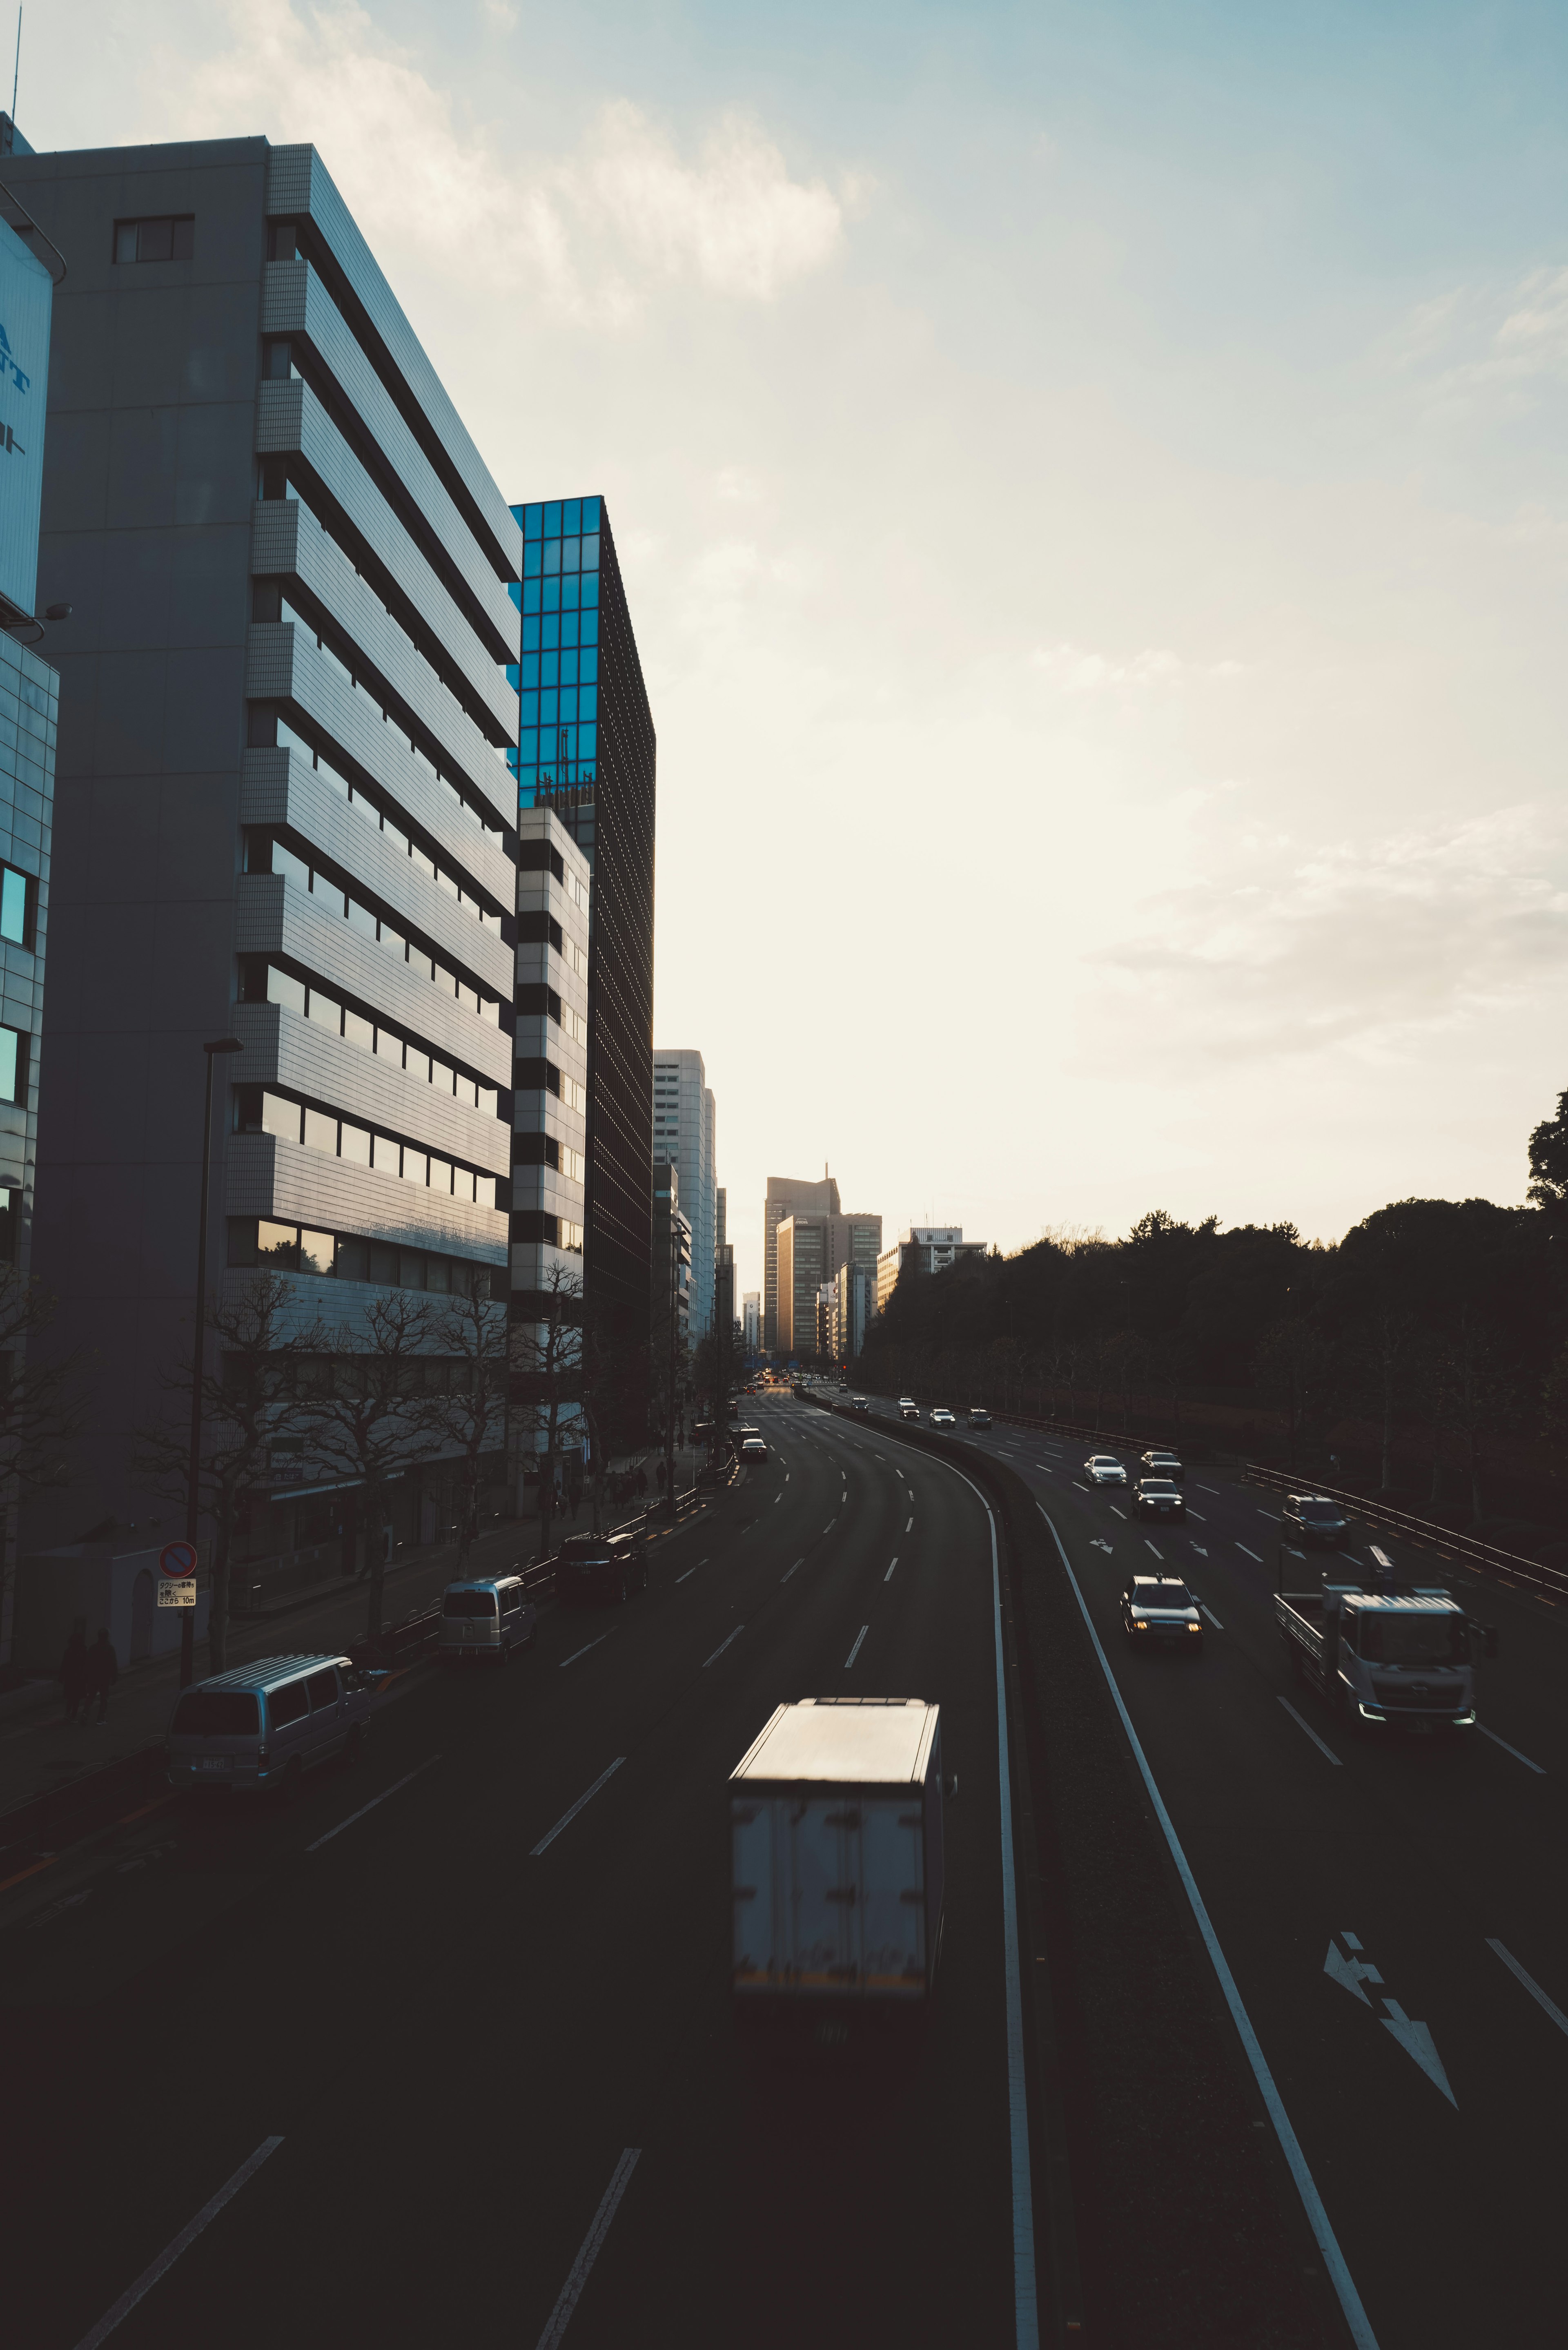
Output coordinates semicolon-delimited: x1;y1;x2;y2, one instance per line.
1187;1622;1201;1633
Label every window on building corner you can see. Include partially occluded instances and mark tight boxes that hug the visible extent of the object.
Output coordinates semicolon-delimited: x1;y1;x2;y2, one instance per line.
0;867;30;948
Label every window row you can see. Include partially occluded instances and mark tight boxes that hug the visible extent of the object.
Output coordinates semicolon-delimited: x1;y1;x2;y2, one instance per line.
270;590;508;834
246;832;503;1026
517;606;600;657
521;534;600;580
511;1209;584;1254
113;215;193;264
517;725;596;765
237;1087;499;1210
514;983;588;1047
513;1132;586;1183
519;573;599;620
514;648;600;693
514;1057;587;1115
515;912;587;980
240;961;501;1116
517;687;597;729
228;1216;498;1296
518;499;603;540
0;863;34;950
517;838;589;910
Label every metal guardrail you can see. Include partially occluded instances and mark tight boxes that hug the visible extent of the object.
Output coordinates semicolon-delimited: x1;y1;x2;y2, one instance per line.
1242;1463;1568;1602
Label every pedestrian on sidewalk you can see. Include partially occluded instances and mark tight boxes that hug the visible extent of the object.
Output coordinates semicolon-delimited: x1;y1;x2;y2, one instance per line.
56;1624;87;1724
82;1628;118;1726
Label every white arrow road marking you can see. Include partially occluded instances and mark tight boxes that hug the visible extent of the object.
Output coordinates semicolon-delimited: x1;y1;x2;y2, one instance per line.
1381;2002;1457;2107
1324;1942;1384;2005
1190;1545;1209;1558
1091;1538;1113;1554
1487;1939;1568;2038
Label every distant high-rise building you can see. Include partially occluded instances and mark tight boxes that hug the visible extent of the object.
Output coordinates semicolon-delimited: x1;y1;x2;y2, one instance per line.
716;1186;726;1247
775;1206;881;1358
876;1226;987;1315
742;1291;761;1354
763;1171;840;1351
652;1049;716;1338
833;1261;878;1364
509;495;654;1441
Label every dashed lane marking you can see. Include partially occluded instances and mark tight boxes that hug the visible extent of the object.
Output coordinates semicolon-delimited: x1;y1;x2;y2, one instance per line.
307;1756;441;1853
74;2136;286;2350
1479;1725;1546;1775
884;1557;898;1581
1237;1543;1263;1562
781;1559;804;1582
1200;1603;1223;1630
1145;1541;1163;1560
531;1758;627;1856
1487;1939;1568;2038
1277;1697;1341;1766
845;1625;869;1669
674;1570;695;1585
560;1633;612;1668
703;1625;745;1668
905;1516;914;1533
533;2150;642;2350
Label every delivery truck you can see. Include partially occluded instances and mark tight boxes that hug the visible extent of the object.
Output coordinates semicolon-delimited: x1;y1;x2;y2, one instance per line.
1274;1565;1493;1735
730;1698;947;2006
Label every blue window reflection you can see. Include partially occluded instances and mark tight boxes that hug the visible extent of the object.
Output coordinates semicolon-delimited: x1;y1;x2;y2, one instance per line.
561;576;579;610
560;650;578;686
523;543;541;577
543;540;560;576
543;502;561;536
508;580;523;611
541;651;558;686
520;692;539;724
578;725;597;757
580;534;599;572
519;730;537;759
583;497;601;530
505;663;520;693
541;690;559;725
520;654;539;687
580;611;599;647
580;647;599;684
579;685;598;721
523;582;540;615
564;499;581;532
543;580;559;612
580;574;599;609
561;536;579;574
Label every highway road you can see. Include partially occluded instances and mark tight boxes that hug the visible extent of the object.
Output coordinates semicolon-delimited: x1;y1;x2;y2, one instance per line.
0;1397;1035;2350
859;1389;1568;2350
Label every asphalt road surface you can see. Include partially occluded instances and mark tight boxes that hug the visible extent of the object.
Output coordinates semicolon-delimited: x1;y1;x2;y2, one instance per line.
0;1397;1033;2350
864;1391;1568;2350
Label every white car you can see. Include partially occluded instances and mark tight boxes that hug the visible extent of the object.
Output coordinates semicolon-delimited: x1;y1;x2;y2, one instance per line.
898;1397;919;1421
1084;1455;1127;1485
929;1407;956;1429
740;1435;768;1463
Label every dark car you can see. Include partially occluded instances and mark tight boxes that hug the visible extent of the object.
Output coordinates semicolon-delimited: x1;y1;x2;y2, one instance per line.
555;1532;648;1606
850;1396;870;1415
1121;1574;1203;1650
1281;1493;1349;1548
1133;1477;1186;1522
1139;1449;1185;1487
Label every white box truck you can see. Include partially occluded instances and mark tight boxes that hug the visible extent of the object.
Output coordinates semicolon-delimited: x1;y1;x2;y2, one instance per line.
730;1698;946;2005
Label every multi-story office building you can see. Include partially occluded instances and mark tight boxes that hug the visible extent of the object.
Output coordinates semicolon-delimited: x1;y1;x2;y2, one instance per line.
742;1292;761;1356
508;494;654;1443
11;136;519;1566
652;1048;716;1339
774;1205;882;1358
833;1260;878;1365
510;806;590;1484
763;1171;840;1351
717;1186;726;1248
651;1159;690;1418
875;1226;988;1315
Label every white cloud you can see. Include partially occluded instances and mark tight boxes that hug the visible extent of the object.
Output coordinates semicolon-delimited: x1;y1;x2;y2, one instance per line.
1031;642;1243;693
148;1;847;318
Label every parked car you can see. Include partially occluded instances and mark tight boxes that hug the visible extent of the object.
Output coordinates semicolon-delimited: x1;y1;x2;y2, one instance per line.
740;1434;769;1463
967;1406;992;1428
438;1574;537;1667
556;1532;648;1606
1133;1477;1187;1523
899;1397;920;1421
1121;1575;1203;1650
1084;1455;1127;1485
929;1407;957;1429
165;1654;370;1796
1139;1449;1185;1486
1281;1493;1350;1550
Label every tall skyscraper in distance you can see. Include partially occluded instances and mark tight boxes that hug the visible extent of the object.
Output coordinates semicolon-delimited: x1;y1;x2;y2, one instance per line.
509;497;654;1438
653;1048;716;1339
716;1186;726;1248
774;1207;882;1358
763;1171;840;1352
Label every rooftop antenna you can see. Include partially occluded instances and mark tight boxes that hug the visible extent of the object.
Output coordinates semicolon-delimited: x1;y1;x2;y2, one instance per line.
10;7;19;128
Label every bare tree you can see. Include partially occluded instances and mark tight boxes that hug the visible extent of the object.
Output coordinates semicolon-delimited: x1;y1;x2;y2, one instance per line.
131;1271;324;1674
300;1293;442;1641
428;1270;510;1576
510;1262;584;1561
0;1267;87;1658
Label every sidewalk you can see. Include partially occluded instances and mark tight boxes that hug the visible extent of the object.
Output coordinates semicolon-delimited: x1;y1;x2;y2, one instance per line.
0;1518;532;1826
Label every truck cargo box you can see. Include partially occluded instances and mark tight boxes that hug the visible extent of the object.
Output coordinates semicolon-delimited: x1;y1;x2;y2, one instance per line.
730;1698;944;2002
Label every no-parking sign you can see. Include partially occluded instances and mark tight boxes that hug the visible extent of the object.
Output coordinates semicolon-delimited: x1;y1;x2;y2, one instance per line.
159;1541;198;1579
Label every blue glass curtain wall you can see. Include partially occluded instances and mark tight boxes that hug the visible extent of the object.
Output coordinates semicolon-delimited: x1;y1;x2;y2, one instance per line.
508;499;604;810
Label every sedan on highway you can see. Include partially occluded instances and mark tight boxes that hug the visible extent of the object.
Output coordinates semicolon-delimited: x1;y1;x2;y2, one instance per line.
740;1435;769;1463
929;1406;957;1429
899;1397;920;1421
1133;1477;1187;1523
1121;1575;1203;1650
850;1396;871;1415
1084;1455;1127;1485
1281;1492;1349;1549
1139;1448;1185;1486
967;1406;992;1428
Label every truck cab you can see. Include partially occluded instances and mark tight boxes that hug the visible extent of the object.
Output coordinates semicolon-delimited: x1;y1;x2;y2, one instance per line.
1275;1577;1484;1734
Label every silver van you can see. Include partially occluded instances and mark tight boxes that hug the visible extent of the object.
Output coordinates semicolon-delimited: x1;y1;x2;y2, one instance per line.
438;1574;537;1666
165;1654;371;1795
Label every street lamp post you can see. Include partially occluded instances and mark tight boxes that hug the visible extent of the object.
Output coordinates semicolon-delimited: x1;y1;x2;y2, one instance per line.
183;1036;243;1689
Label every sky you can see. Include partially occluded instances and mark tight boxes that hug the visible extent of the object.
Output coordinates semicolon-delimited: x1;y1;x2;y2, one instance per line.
19;0;1568;1301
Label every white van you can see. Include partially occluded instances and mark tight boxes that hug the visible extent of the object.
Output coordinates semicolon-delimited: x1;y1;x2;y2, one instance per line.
165;1654;370;1795
438;1574;537;1666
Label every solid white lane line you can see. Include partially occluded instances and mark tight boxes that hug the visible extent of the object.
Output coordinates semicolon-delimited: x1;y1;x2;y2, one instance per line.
534;2148;642;2350
704;1625;744;1667
1038;1506;1374;2350
560;1634;612;1668
845;1625;869;1668
1487;1939;1568;2037
1200;1604;1224;1630
1479;1725;1546;1775
781;1558;804;1582
1236;1543;1263;1563
884;1557;898;1582
531;1759;626;1856
674;1570;695;1585
75;2136;286;2350
306;1757;441;1852
1277;1697;1342;1766
1145;1541;1163;1560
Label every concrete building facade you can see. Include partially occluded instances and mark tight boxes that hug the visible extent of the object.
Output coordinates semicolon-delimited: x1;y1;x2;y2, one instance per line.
876;1226;988;1316
742;1291;760;1355
10;136;519;1567
833;1260;878;1365
763;1171;840;1352
774;1206;882;1358
652;1047;716;1339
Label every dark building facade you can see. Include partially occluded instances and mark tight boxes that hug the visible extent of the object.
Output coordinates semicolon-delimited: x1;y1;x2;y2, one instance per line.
508;497;654;1442
9;136;520;1572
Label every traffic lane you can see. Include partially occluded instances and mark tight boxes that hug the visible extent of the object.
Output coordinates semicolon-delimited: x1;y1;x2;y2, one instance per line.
77;1409;1015;2348
1036;1483;1568;2349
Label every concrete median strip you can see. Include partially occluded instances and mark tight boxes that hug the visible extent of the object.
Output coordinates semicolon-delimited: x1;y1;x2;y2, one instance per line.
74;2135;285;2349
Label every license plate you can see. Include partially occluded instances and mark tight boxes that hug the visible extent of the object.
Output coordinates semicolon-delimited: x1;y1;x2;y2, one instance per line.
197;1757;230;1772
